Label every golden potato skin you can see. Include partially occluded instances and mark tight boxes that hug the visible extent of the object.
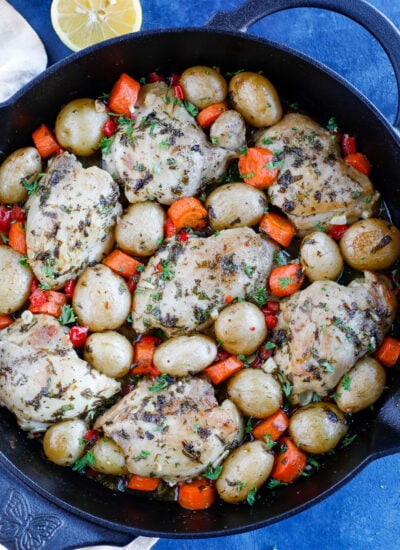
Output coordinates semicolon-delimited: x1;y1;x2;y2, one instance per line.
228;72;282;127
206;183;267;231
115;202;165;257
227;369;282;418
340;218;400;271
153;334;217;376
91;438;127;475
289;402;348;454
300;231;344;281
0;147;42;203
0;245;33;314
335;357;386;414
43;419;87;467
55;98;109;156
216;440;274;503
209;110;246;151
84;331;133;378
214;301;267;355
180;65;228;109
73;264;131;331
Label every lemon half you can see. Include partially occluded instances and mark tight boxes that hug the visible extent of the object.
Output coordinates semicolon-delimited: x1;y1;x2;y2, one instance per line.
51;0;142;52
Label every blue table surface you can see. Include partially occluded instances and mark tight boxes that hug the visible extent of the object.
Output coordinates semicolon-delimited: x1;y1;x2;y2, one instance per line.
2;1;400;549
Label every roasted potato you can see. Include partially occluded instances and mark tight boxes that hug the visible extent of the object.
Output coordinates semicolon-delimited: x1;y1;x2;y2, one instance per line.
153;334;217;376
91;438;127;475
209;110;246;150
340;218;400;271
55;98;109;156
289;402;348;454
300;231;344;281
0;147;42;203
335;357;386;413
84;331;133;378
228;71;282;127
115;202;165;257
0;245;33;314
227;369;282;418
180;65;228;109
73;264;131;331
216;440;274;503
214;301;267;355
43;419;87;467
206;183;267;231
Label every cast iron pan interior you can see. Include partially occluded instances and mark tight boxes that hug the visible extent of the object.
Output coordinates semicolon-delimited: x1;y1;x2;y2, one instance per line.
0;6;400;538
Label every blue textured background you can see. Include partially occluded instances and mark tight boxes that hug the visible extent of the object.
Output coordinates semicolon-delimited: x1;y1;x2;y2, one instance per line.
1;1;400;549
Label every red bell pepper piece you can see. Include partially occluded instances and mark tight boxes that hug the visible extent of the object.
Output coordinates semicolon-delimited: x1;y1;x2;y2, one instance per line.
341;135;357;156
69;325;89;347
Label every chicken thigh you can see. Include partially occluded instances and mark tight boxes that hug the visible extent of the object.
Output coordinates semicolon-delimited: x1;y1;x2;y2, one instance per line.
94;376;243;482
26;152;121;289
132;227;277;336
256;114;379;235
103;82;234;205
0;314;120;431
273;272;396;401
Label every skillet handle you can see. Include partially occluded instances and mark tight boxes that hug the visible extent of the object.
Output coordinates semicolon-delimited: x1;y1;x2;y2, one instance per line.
372;388;400;456
207;0;400;130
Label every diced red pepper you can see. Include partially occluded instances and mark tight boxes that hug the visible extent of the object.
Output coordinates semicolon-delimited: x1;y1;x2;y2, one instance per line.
0;206;12;232
10;205;25;222
341;135;357;156
128;276;139;293
174;85;184;100
83;429;98;442
102;118;116;137
164;217;177;238
148;72;165;83
29;289;67;317
329;224;349;241
262;308;278;330
64;279;76;298
265;300;280;314
169;73;180;86
179;230;190;242
69;325;89;347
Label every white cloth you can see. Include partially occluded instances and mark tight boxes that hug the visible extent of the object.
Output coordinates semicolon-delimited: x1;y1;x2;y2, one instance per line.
75;536;159;550
0;0;47;102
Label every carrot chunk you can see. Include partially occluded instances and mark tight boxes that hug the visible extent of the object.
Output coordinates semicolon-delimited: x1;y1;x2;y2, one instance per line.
0;314;13;329
268;264;304;297
196;102;227;128
271;437;307;483
130;335;161;377
344;152;371;176
252;409;289;442
259;212;295;247
238;147;279;189
178;478;215;510
127;474;161;492
32;124;61;158
102;249;143;280
204;355;244;385
167;197;208;231
374;336;400;367
8;221;27;255
108;73;140;116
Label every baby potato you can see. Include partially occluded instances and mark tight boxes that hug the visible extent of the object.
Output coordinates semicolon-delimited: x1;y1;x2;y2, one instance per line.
0;245;33;314
153;334;217;376
300;231;343;281
55;98;109;156
214;301;267;355
227;369;282;418
73;264;131;332
335;357;386;414
209;110;246;151
115;202;165;256
0;147;42;203
91;437;127;475
216;440;274;503
206;183;267;231
228;72;282;127
289;402;348;454
43;419;87;467
180;65;228;109
340;218;400;271
84;331;133;378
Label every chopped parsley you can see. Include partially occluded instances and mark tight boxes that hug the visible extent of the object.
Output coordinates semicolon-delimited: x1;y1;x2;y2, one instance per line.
58;304;77;325
148;373;172;392
203;464;222;480
22;172;45;195
246;487;257;506
98;136;114;154
341;374;351;391
72;451;96;473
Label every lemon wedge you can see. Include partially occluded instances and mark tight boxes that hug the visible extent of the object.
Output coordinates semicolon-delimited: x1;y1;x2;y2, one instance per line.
50;0;142;52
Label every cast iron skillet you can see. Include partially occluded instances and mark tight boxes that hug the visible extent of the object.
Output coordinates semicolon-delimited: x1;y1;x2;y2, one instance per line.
0;0;400;538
